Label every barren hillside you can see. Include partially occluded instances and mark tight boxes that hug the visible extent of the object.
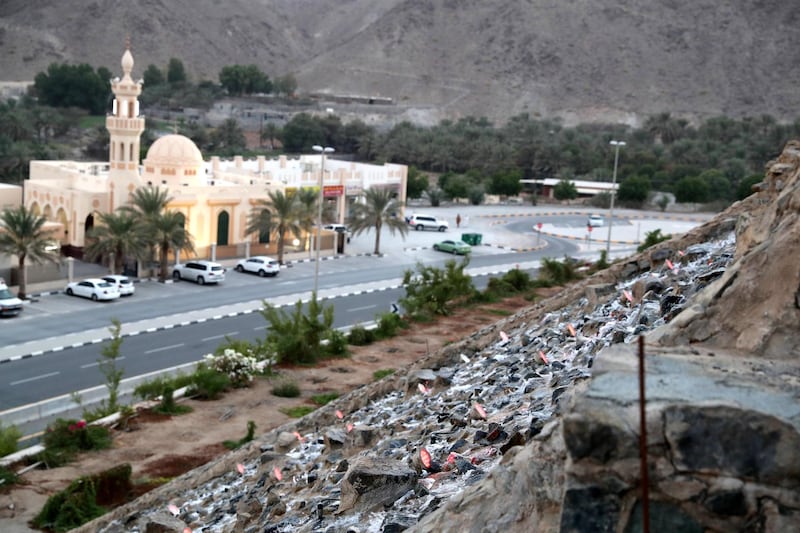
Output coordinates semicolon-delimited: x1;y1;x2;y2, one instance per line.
1;0;799;125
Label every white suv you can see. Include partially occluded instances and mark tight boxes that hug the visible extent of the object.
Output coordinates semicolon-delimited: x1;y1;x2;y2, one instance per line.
172;261;226;285
407;214;449;232
0;280;23;317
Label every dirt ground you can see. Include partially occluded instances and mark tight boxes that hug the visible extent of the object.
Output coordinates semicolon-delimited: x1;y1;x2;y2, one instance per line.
0;296;533;531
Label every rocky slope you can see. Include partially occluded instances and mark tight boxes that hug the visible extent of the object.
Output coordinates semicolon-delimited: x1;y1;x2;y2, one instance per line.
71;143;799;531
2;0;799;125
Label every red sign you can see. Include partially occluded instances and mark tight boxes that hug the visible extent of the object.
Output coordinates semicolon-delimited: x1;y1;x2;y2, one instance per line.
323;185;344;198
536;222;543;230
587;225;593;232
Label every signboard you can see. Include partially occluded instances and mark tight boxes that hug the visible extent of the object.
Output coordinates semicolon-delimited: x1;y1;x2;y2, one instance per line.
324;185;344;198
536;222;543;230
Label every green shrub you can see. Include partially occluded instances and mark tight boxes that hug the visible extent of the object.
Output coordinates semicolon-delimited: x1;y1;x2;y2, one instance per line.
0;422;21;457
324;329;350;357
271;379;301;398
134;373;193;401
595;249;610;270
373;368;395;381
188;364;230;400
348;324;375;346
501;268;532;292
484;277;515;298
374;312;407;339
538;256;582;285
223;420;256;450
637;229;672;252
280;405;316;418
37;419;112;468
204;349;270;388
153;386;192;416
0;465;18;486
400;258;475;317
311;392;339;406
260;293;335;365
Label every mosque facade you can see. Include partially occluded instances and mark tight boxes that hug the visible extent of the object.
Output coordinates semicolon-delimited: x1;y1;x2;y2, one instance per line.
23;47;408;262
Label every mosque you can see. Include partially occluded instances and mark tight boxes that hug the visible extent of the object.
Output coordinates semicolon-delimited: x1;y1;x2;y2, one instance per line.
22;46;408;267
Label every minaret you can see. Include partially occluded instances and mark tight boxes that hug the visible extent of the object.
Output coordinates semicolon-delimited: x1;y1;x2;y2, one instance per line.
106;38;145;210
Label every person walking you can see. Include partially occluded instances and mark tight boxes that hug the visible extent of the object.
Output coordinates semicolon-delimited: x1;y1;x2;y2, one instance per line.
456;213;462;228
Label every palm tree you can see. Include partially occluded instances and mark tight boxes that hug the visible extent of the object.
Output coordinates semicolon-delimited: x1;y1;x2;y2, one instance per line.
347;187;408;255
83;211;147;274
122;186;172;277
296;187;336;257
151;210;194;282
0;205;59;299
246;190;301;265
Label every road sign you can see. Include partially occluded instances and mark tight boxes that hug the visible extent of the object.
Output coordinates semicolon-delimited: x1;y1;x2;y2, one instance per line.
536;222;543;230
390;302;399;314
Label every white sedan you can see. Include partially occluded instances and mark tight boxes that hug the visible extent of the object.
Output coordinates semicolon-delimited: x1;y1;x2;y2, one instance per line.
235;256;280;277
65;278;120;301
102;275;135;296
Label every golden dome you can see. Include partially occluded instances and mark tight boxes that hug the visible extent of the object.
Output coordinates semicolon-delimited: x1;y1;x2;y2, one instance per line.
144;134;203;167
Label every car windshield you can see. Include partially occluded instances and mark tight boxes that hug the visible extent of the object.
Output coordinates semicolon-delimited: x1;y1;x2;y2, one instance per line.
210;266;223;271
0;288;15;299
98;282;113;288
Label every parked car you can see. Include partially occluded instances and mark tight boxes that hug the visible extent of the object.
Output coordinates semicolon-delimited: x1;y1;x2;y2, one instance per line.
323;224;352;243
588;215;605;227
407;214;449;232
102;275;135;296
172;261;226;285
433;239;472;255
65;278;120;301
235;256;280;277
0;280;23;316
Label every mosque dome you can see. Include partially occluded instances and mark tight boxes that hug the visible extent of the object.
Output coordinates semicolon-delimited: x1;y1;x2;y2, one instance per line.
144;134;204;167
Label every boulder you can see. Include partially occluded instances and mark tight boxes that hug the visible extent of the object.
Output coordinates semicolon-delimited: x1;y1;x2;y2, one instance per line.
338;456;418;513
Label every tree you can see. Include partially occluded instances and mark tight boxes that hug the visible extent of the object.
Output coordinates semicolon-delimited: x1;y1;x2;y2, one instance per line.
674;176;710;203
33;63;109;114
0;205;59;299
151;210;194;282
143;64;165;86
617;175;651;205
246;190;301;265
122;186;173;277
209;118;246;156
97;320;125;415
281;113;326;153
488;169;523;197
272;74;298;97
736;174;763;200
347;187;408;255
83;211;147;274
219;65;271;96
553;179;578;200
405;166;429;199
167;58;187;84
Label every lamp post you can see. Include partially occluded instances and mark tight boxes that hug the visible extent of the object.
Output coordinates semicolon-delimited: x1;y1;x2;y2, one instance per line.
606;140;626;256
312;145;334;296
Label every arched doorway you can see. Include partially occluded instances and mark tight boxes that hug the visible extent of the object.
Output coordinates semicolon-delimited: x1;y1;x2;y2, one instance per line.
216;211;229;246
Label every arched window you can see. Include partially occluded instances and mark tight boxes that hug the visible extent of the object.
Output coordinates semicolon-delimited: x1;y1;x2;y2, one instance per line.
84;213;95;235
216;211;229;246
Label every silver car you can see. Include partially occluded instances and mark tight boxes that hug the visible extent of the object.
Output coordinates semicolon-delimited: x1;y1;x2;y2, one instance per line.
172;261;226;285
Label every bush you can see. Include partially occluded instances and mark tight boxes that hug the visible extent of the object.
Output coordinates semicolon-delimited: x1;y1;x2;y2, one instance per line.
0;465;18;486
38;419;112;468
271;379;301;398
152;386;192;416
400;258;475;317
311;392;339;406
501;268;532;292
204;348;271;388
637;229;672;252
260;294;335;365
374;312;407;339
133;373;193;401
324;329;350;357
280;406;316;418
373;368;396;381
223;420;256;450
348;324;375;346
538;256;582;285
188;364;230;400
0;422;21;457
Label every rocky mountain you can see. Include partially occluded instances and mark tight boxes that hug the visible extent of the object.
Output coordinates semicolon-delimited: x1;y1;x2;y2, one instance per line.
75;143;800;532
2;0;800;126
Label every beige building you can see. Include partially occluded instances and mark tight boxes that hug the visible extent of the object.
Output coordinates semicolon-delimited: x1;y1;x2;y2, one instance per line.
24;46;407;264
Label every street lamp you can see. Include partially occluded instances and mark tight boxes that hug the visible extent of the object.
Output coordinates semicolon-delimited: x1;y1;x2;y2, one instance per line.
312;145;334;296
606;140;626;256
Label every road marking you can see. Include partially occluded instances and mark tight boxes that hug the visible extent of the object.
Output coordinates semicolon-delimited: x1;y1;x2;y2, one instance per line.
348;304;377;312
145;343;185;354
253;325;268;331
81;356;126;369
201;332;239;342
11;371;60;386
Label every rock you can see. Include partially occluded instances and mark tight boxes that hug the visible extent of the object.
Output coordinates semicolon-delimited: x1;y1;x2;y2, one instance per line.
276;431;298;450
338;456;418;513
559;484;621;533
624;499;703;533
139;511;186;533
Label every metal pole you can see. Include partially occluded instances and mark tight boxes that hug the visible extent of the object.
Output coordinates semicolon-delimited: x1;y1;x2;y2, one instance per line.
638;335;650;533
605;140;625;256
312;146;334;296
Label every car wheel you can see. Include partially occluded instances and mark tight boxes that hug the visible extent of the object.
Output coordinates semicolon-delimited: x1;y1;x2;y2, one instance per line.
452;249;457;254
91;294;98;301
439;226;446;232
258;269;267;277
197;276;205;285
235;265;244;273
66;288;73;296
415;225;423;231
433;245;439;251
173;271;181;281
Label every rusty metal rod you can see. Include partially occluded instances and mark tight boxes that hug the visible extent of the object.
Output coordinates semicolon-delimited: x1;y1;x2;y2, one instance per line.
638;335;650;533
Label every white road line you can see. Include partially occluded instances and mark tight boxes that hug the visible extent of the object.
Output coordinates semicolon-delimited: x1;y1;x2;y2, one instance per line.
81;356;126;369
11;371;60;386
144;343;185;354
253;325;268;331
348;304;377;312
201;332;239;342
